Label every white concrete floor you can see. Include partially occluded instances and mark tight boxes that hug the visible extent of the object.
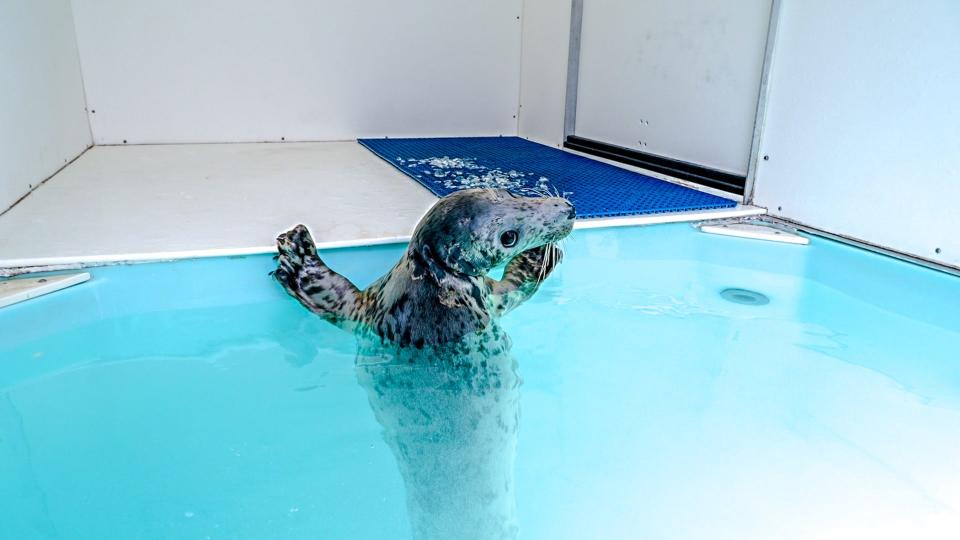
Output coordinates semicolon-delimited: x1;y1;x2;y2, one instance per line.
0;141;763;275
0;142;437;270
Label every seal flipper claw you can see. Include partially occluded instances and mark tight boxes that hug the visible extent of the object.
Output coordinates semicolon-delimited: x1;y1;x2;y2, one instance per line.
274;224;360;328
488;243;562;316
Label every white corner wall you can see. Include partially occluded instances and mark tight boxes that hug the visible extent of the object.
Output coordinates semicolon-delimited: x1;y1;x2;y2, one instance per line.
754;0;960;268
517;0;572;147
0;0;91;212
69;0;523;145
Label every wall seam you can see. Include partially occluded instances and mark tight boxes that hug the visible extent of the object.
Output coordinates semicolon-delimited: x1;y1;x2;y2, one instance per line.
514;0;527;136
0;145;92;218
65;0;95;146
743;0;782;205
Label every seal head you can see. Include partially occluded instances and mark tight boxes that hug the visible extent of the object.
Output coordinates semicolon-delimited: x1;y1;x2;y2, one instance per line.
411;189;575;278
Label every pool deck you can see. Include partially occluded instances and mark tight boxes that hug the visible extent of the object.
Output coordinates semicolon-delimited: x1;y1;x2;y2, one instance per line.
0;141;764;276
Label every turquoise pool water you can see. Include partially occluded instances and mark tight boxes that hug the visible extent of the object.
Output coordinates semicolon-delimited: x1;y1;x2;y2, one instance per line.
2;223;959;539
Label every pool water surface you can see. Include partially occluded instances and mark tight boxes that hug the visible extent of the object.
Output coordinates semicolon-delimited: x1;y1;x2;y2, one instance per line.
1;224;959;539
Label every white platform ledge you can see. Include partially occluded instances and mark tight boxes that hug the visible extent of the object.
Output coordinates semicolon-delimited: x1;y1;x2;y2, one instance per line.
0;272;91;308
0;141;764;276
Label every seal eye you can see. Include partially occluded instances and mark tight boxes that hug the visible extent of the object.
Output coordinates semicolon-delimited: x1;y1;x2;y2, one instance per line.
500;230;519;248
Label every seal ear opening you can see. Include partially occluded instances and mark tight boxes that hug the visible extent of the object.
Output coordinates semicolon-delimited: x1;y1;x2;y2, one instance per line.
411;244;446;286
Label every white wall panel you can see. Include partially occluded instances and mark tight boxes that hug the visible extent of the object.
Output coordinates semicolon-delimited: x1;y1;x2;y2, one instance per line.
575;0;772;175
754;0;960;268
0;0;91;212
518;0;571;147
70;0;522;144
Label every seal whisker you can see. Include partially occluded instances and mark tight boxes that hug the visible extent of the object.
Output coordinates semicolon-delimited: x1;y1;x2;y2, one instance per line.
544;249;550;282
537;247;548;284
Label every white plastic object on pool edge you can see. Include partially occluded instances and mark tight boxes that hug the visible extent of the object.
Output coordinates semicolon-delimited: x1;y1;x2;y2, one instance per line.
0;272;91;309
698;222;809;245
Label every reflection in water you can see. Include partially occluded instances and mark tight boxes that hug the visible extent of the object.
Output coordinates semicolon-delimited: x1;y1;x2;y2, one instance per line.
354;328;520;540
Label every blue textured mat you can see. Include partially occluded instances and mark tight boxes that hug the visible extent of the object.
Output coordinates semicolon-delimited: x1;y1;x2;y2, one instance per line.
358;136;735;219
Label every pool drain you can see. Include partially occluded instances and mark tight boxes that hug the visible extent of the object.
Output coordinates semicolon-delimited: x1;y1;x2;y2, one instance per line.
720;288;770;306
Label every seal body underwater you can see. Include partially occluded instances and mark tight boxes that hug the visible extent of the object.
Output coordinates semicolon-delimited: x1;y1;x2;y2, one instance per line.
353;342;521;540
272;188;575;349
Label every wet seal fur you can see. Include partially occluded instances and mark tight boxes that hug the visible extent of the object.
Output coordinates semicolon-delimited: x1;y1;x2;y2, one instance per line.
272;188;575;349
273;188;573;539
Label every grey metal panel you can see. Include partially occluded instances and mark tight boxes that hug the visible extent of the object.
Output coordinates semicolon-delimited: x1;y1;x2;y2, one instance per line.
562;0;583;138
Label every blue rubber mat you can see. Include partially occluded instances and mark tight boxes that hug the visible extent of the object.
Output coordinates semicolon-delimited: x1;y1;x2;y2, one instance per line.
358;136;735;219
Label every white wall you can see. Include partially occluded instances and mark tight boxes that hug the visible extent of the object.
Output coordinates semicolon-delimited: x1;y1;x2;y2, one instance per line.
754;0;960;268
70;0;523;145
517;0;572;147
0;0;91;212
574;0;772;175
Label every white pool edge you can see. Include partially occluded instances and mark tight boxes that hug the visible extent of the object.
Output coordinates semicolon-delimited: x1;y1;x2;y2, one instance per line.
765;216;960;279
0;206;766;277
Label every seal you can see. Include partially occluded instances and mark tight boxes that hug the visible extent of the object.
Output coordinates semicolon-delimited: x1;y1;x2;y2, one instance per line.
272;188;575;348
273;188;573;539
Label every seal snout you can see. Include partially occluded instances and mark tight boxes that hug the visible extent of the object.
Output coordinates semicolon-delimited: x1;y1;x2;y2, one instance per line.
531;197;576;248
553;197;576;221
546;197;575;216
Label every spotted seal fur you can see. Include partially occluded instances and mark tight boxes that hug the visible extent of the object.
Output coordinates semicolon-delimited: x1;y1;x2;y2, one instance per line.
273;188;573;539
272;188;575;349
353;342;521;539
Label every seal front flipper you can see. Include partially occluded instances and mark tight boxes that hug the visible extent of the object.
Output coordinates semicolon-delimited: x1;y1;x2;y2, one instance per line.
273;224;360;327
488;243;563;316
